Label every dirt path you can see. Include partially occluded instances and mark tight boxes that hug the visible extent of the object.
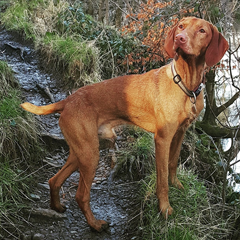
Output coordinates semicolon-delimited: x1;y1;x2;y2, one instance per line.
0;28;141;240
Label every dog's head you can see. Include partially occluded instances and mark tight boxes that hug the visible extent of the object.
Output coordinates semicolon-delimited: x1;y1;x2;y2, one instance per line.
164;17;229;66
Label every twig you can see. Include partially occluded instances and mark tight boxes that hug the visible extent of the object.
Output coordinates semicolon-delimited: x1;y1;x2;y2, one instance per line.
4;43;24;60
36;84;55;103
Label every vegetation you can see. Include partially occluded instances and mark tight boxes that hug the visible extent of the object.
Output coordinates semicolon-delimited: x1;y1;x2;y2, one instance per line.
139;168;235;239
0;0;240;239
0;61;42;237
113;127;155;180
0;0;37;39
0;61;39;159
119;126;237;239
40;33;101;88
1;0;136;86
54;2;136;79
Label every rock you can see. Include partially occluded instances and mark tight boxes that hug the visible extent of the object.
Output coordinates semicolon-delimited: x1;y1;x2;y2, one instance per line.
27;208;67;220
33;233;45;240
38;182;50;190
21;234;32;240
30;193;41;200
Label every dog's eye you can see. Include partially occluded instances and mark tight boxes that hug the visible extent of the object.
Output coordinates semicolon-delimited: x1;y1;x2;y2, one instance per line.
199;29;205;33
179;24;184;29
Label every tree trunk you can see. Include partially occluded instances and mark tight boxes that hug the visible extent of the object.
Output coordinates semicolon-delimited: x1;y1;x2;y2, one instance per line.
86;1;94;16
202;70;218;125
98;0;105;22
105;0;109;25
115;0;122;28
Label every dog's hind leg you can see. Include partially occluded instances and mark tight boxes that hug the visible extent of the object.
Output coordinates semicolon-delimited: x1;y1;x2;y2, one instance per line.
58;107;109;231
73;143;109;232
48;150;79;212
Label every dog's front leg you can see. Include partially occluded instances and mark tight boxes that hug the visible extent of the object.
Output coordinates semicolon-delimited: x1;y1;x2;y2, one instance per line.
154;129;175;218
168;127;186;190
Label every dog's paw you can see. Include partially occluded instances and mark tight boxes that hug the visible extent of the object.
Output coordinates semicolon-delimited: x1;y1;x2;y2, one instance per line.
90;219;109;232
173;179;184;190
160;204;173;220
170;176;184;190
50;203;67;213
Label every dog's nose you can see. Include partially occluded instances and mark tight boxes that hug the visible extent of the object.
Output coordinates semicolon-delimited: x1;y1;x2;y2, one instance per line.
175;33;187;44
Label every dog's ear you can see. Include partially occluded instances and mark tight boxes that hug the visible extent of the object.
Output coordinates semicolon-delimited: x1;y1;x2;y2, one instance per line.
164;24;178;58
205;25;229;67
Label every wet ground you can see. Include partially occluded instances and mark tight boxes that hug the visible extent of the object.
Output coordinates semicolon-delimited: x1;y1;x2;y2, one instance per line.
0;28;141;240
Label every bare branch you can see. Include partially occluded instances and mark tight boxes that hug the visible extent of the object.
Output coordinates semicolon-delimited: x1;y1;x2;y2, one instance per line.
216;91;240;116
197;122;240;139
228;41;240;91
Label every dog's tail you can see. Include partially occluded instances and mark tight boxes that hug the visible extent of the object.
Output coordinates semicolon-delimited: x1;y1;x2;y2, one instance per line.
20;101;65;115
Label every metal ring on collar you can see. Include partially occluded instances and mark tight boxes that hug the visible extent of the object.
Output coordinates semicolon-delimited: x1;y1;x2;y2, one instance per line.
190;92;196;104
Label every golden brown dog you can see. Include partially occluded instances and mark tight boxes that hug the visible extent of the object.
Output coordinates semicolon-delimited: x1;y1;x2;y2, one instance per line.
21;17;228;232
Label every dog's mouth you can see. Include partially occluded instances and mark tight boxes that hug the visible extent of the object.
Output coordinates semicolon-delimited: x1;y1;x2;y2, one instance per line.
174;44;194;57
174;47;196;62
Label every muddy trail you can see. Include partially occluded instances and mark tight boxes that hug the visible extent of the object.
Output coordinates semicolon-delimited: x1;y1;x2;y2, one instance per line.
0;28;142;240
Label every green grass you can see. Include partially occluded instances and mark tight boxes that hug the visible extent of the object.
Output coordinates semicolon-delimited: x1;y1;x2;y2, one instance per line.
0;60;42;238
0;59;40;160
0;160;29;207
0;88;39;159
139;168;234;239
0;1;37;39
0;61;39;159
0;90;22;120
1;0;135;85
41;33;101;88
0;159;32;239
113;127;155;180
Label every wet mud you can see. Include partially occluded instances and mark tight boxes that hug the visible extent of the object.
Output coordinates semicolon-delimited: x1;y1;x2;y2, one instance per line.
0;28;141;240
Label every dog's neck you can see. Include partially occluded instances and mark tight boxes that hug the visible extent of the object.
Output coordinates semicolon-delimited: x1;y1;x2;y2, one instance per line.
173;54;205;92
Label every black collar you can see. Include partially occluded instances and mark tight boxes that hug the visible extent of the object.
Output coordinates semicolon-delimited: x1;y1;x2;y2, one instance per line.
171;61;204;98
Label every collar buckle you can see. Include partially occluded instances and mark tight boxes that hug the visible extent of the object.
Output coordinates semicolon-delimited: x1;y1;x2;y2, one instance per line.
173;74;182;84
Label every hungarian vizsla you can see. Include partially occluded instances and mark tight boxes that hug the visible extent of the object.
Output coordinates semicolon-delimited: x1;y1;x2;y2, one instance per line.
21;17;228;232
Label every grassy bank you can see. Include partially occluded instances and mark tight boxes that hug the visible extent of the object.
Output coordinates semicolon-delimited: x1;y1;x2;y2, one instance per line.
0;61;42;238
0;0;135;87
138;168;235;239
1;0;101;88
119;128;236;239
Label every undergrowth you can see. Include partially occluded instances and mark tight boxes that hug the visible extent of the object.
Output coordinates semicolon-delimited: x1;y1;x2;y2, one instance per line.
119;127;237;239
0;0;38;40
40;33;101;89
0;61;39;160
1;0;100;88
138;168;236;239
0;60;42;238
1;0;135;87
0;160;32;238
56;3;136;79
112;127;155;180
